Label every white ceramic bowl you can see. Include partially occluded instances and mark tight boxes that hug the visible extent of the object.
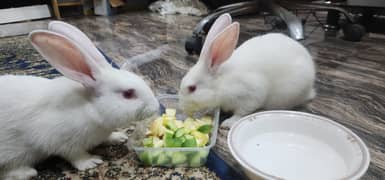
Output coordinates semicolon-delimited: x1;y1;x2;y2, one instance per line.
228;111;370;180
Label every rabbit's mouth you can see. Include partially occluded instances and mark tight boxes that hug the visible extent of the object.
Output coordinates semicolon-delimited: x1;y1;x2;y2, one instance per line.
136;107;159;122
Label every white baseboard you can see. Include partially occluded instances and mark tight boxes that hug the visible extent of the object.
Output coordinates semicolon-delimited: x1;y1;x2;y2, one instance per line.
0;20;49;38
0;5;51;25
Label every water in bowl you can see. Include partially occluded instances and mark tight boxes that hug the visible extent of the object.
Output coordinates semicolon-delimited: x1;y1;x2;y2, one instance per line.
242;132;348;180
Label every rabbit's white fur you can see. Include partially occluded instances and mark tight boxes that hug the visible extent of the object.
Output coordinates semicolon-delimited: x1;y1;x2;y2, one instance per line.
0;21;159;180
179;14;316;127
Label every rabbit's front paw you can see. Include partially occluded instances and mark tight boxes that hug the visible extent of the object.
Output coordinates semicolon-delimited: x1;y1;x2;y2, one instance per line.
107;131;128;144
220;115;241;129
4;167;37;180
73;155;103;171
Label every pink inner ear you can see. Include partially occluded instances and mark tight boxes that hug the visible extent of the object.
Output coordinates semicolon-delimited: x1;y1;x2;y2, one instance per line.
209;22;240;68
205;14;232;46
48;21;110;69
199;14;232;60
30;32;96;83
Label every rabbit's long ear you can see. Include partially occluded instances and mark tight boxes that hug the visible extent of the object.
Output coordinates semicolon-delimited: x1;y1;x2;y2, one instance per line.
29;30;101;87
48;21;111;69
200;13;232;60
205;22;240;72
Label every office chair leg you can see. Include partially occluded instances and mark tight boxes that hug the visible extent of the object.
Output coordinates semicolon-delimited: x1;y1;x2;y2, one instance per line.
278;0;365;41
270;4;304;40
185;1;259;55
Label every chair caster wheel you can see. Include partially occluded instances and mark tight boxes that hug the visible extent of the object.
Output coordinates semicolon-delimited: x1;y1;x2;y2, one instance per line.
185;35;203;55
343;23;365;42
270;17;287;29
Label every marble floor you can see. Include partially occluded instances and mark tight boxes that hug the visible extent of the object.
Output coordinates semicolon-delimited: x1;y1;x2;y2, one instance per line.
0;10;384;179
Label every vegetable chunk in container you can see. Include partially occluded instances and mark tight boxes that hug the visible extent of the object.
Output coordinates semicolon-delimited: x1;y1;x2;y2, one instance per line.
130;94;220;167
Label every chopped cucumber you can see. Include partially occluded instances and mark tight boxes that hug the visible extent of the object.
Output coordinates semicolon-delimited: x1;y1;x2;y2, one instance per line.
164;129;174;139
163;117;177;131
171;152;187;165
165;136;185;147
198;149;210;158
152;137;163;148
142;137;153;147
197;124;213;134
152;150;163;160
182;135;198;147
177;136;186;143
189;152;202;167
184;134;194;139
139;151;162;165
164;137;174;147
156;152;170;165
139;151;152;165
191;131;209;147
175;128;187;138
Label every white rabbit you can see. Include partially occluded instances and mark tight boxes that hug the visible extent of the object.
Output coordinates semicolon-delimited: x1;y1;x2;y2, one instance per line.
0;21;159;180
179;13;316;128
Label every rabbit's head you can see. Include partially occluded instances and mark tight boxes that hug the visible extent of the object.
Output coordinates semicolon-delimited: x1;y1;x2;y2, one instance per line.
29;21;159;129
179;13;239;113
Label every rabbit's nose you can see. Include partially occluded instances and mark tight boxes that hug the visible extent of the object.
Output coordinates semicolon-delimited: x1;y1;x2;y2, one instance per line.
188;85;196;93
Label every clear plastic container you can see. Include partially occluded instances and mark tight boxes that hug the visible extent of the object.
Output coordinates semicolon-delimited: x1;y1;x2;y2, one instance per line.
130;94;220;167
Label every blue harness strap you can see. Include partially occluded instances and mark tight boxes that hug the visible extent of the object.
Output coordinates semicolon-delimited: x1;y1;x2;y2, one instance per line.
98;48;120;69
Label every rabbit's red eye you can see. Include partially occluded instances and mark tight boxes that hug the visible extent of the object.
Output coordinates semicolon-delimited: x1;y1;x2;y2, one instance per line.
188;85;196;93
122;89;136;99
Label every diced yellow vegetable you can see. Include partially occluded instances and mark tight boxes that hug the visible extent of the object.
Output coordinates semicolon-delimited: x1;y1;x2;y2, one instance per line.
152;137;164;147
191;131;209;147
162;115;176;122
163;116;177;130
150;117;165;137
183;118;197;132
165;108;176;117
145;130;152;136
195;119;206;127
200;116;213;125
175;120;184;128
